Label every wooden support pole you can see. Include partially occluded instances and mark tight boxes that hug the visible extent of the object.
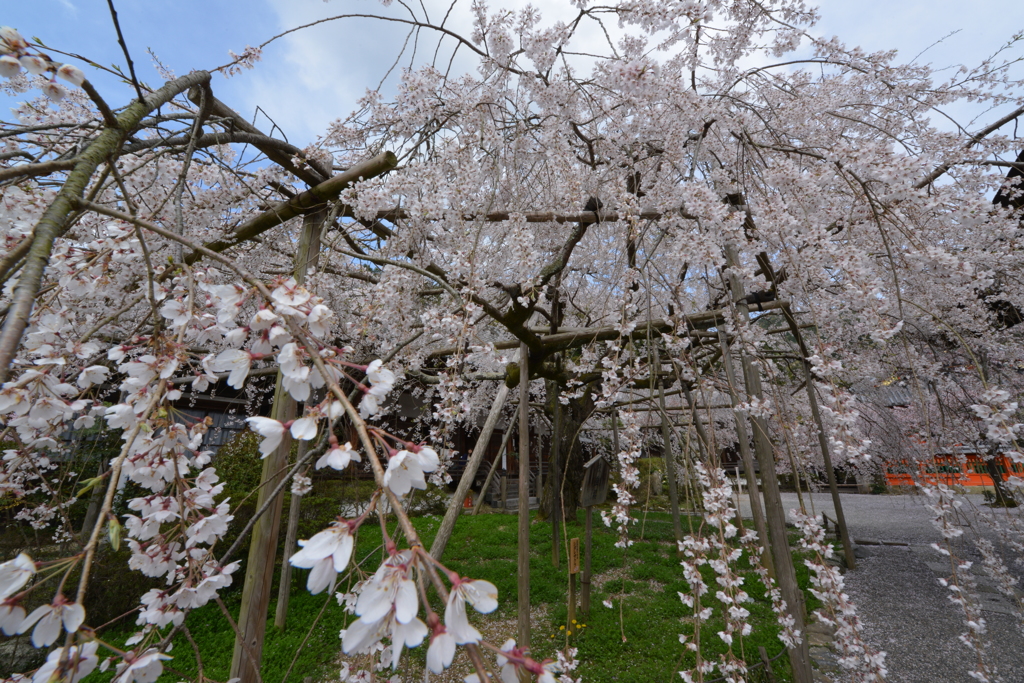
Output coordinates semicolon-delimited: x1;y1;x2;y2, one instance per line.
273;441;307;630
781;305;856;569
655;347;684;547
229;375;294;682
717;331;775;578
568;537;580;626
431;383;512;558
550;393;563;569
472;427;514;515
273;207;325;631
230;209;324;680
679;385;712;460
517;342;532;650
723;243;812;683
582;506;593;614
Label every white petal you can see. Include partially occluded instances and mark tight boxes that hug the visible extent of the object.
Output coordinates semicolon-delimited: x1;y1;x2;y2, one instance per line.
333;533;354;573
0;553;35;599
465;580;499;613
306;557;336;594
61;602;85;632
290;417;317;441
393;578;418;624
427;632;457;673
342;616;384;655
17;604;49;633
56;63;85;86
289;528;340;568
415;447;440;472
445;594;481;645
31;609;63;647
356;580;393;624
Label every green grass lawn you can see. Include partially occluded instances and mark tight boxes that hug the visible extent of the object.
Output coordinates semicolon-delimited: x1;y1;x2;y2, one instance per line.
91;507;822;683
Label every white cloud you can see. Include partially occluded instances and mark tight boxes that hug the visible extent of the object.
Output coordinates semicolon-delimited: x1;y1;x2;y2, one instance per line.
216;0;1023;146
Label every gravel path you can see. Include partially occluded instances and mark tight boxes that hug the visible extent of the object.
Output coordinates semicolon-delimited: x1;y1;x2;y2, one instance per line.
737;491;1024;682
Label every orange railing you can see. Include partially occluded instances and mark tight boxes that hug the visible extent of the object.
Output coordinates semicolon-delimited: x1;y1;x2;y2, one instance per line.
884;453;1024;487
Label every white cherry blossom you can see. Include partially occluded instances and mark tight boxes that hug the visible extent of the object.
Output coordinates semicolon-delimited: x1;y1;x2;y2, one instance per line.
55;63;85;86
17;598;85;647
0;553;35;599
32;641;99;683
0;54;19;78
445;577;498;644
289;416;318;441
211;349;252;389
382;447;439;497
245;416;286;458
316;441;361;471
355;550;417;625
427;626;457;673
290;521;356;594
114;649;170;683
0;601;26;635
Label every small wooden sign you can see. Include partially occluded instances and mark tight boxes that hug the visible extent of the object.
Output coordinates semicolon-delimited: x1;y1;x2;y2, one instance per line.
580;456;610;507
569;537;580;574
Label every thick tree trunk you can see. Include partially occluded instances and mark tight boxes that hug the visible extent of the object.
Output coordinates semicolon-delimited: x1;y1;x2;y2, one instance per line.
540;384;595;523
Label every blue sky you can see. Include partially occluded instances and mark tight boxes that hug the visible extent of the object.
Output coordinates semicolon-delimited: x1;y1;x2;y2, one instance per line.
4;0;1024;146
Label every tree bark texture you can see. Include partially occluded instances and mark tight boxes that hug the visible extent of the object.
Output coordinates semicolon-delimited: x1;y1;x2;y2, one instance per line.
723;243;812;683
431;382;512;559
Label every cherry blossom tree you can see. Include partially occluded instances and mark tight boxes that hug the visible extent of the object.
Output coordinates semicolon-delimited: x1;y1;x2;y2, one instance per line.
1;0;1023;682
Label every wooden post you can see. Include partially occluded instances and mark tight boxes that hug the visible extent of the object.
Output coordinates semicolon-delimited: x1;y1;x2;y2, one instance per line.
568;537;580;625
431;383;512;558
273;442;307;630
717;331;775;577
759;646;777;683
582;507;592;614
722;242;812;683
272;209;326;631
550;393;563;569
654;347;683;547
230;208;325;680
780;305;857;569
472;427;514;515
517;342;531;651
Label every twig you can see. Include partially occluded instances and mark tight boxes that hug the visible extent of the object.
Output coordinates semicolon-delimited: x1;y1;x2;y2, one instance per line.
105;0;146;102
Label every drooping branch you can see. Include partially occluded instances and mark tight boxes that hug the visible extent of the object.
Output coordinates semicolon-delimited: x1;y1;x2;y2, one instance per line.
372;207;697;224
0;70;213;383
184;151;398;265
0;158;78;184
915;104;1024;189
424;301;788;359
186;87;332;185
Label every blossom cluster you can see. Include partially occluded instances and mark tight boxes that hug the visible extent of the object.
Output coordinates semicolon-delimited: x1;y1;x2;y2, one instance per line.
677;463;754;683
600;410;642;548
0;26;84;101
792;511;887;682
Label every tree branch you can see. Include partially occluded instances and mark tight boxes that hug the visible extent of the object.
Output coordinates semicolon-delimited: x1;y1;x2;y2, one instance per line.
0;70;212;383
184;151;398;265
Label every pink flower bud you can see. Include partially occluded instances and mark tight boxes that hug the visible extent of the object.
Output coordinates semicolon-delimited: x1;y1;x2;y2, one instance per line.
19;54;48;76
0;26;27;51
56;63;85;86
42;82;66;102
0;55;19;78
